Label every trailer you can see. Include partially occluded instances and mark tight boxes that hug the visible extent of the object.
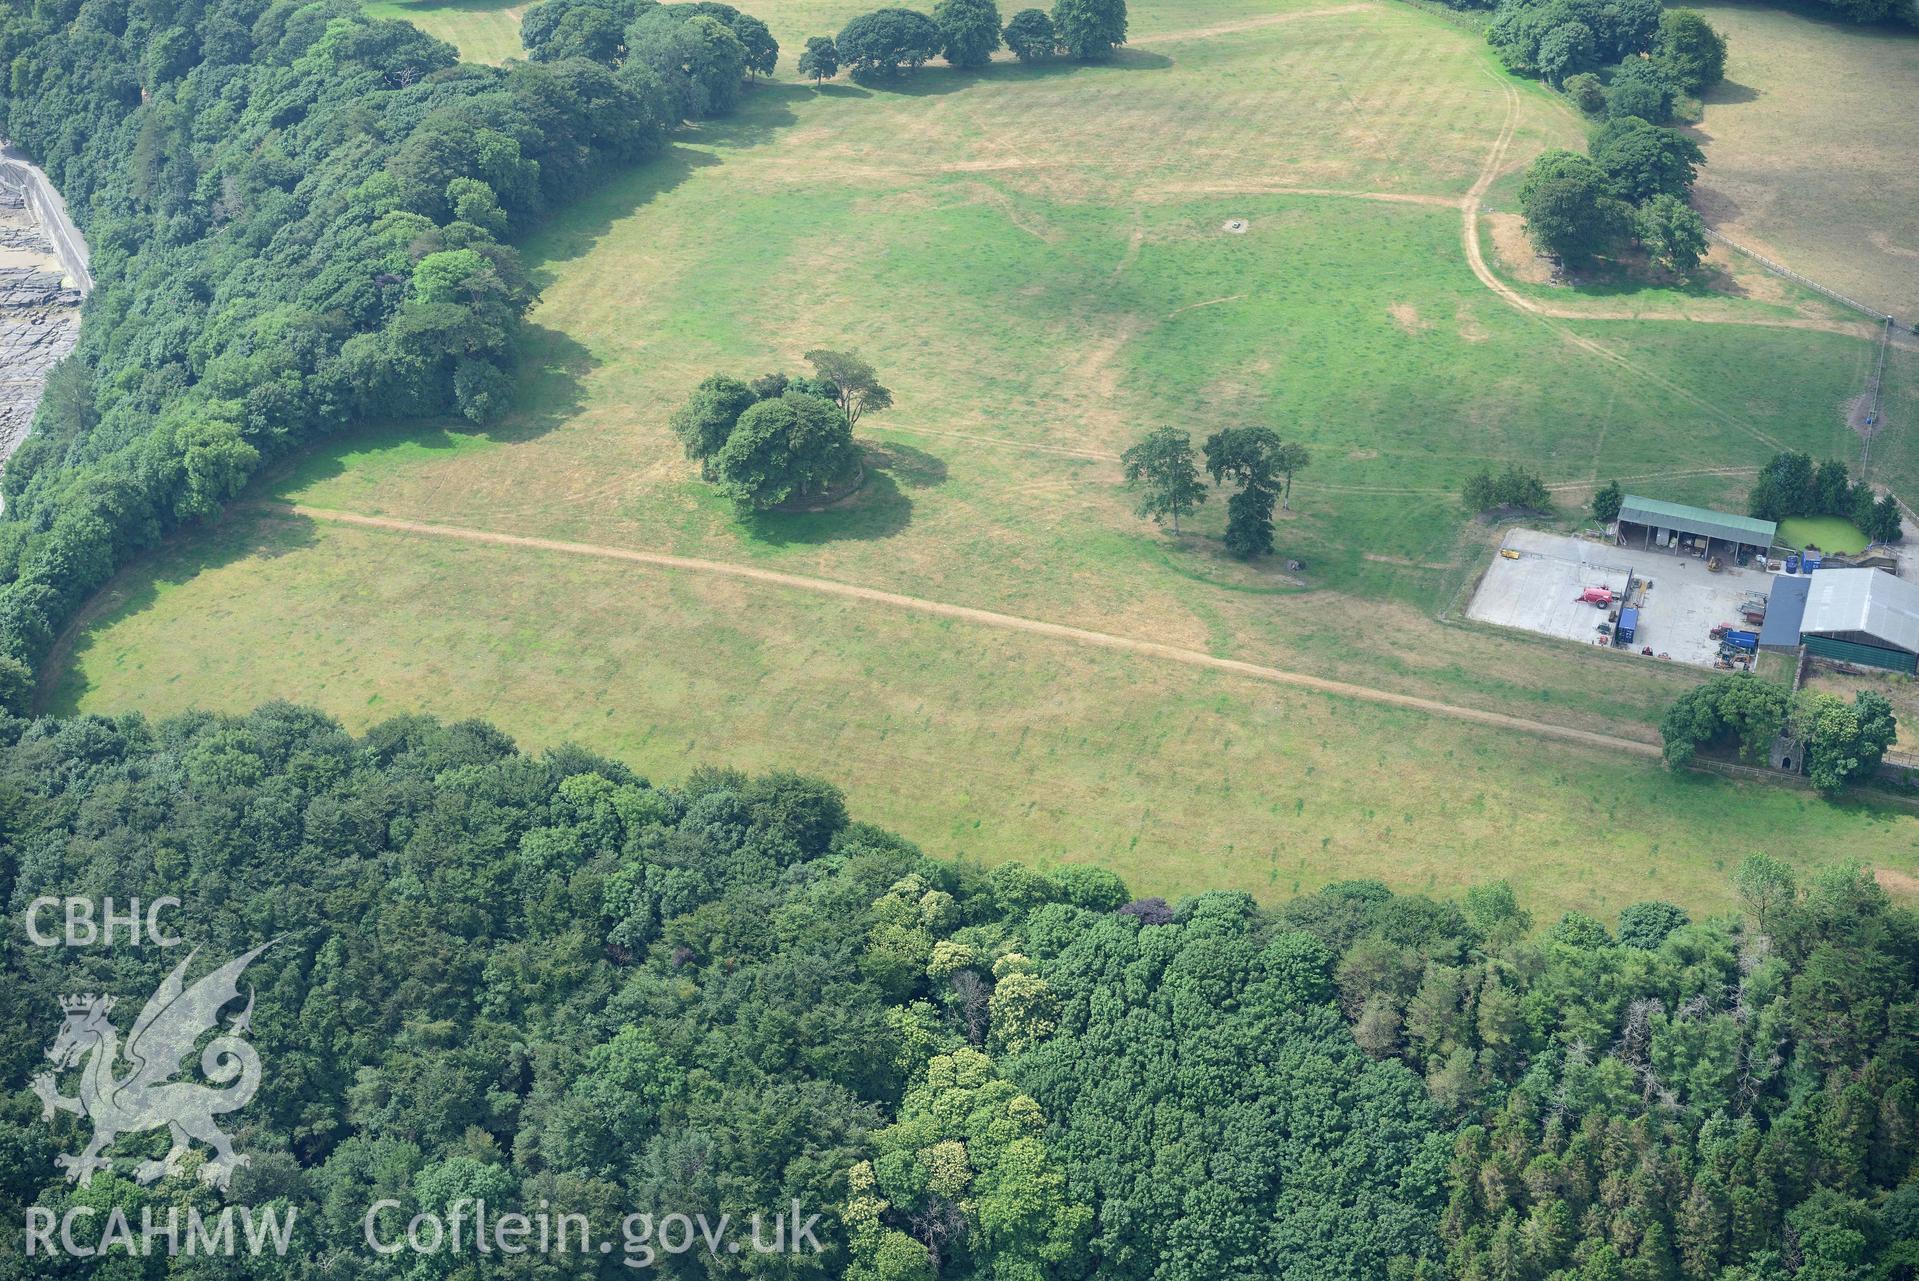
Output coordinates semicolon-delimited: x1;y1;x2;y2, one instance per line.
1723;629;1758;653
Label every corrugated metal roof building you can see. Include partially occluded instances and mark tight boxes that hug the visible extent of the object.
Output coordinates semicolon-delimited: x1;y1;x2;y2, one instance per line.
1757;574;1810;651
1797;567;1919;673
1615;496;1778;552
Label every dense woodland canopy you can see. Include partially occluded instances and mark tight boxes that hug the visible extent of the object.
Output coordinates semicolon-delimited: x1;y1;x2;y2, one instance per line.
0;704;1912;1278
0;0;773;707
1460;0;1913;32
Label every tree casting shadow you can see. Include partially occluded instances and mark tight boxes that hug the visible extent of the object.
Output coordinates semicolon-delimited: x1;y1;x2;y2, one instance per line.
261;324;600;496
735;440;949;545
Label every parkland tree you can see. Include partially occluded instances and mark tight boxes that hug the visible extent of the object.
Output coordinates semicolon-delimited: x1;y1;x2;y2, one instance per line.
1590;116;1704;204
1003;7;1058;60
1203;426;1287;558
1606;58;1678;122
1634;193;1708;275
1590;478;1624;524
1654;8;1727;92
1121;428;1207;534
805;349;894;425
1050;0;1126;60
799;35;841;82
935;0;1003;67
837;7;946;78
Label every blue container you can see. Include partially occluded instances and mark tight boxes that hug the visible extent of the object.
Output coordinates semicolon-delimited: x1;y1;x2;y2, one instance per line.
1805;551;1823;572
1617;607;1638;645
1785;552;1801;574
1724;630;1758;652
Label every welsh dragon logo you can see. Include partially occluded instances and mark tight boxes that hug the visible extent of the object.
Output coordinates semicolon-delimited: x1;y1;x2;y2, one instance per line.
31;943;271;1190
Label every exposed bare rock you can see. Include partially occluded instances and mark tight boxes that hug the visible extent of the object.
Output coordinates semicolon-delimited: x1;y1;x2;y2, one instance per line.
0;155;84;470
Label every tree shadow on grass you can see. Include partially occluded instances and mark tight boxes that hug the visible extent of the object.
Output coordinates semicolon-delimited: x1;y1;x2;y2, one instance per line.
734;439;951;544
864;439;948;489
680;81;810;149
35;509;324;718
1554;264;1747;304
1702;79;1760;105
739;469;912;545
522;144;724;291
259;324;599;497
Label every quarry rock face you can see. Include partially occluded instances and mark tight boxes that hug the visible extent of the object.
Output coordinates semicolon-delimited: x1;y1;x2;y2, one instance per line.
0;184;82;464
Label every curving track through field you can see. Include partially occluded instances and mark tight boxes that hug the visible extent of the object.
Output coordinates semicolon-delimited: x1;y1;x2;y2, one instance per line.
265;502;1664;758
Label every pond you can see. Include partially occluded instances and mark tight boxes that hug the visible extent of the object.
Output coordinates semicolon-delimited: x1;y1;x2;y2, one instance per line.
1777;515;1870;554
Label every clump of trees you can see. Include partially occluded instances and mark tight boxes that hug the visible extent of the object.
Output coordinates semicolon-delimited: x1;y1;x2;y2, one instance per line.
836;7;948;78
670;351;885;510
1488;0;1731;112
522;0;780;116
1461;464;1552;515
1120;427;1308;558
1205;428;1308;558
1519;112;1710;274
1749;451;1904;543
1488;0;1660;88
1492;0;1742;281
1567;0;1903;27
822;0;1122;78
1661;672;1897;792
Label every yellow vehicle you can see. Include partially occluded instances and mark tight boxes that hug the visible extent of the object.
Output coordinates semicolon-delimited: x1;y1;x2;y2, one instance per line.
1499;548;1521;560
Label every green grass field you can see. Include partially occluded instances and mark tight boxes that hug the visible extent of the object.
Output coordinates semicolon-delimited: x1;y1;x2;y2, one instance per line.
364;0;528;62
1779;514;1871;553
50;514;1919;919
55;0;1919;912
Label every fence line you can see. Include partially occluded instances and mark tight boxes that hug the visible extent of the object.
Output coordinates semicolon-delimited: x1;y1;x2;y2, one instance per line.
1860;317;1894;480
1702;228;1894;325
